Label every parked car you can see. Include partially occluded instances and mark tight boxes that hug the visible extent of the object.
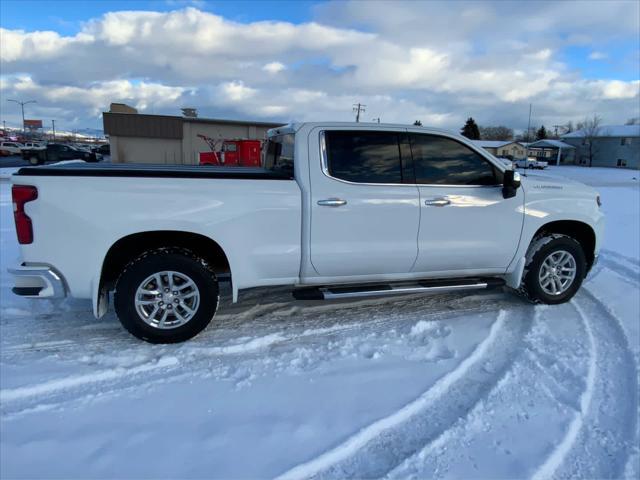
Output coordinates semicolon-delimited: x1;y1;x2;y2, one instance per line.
0;141;24;156
91;144;110;155
9;122;604;343
19;142;46;152
514;158;548;169
21;143;102;165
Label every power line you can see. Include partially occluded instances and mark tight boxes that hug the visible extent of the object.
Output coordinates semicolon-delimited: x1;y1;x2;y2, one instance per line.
353;103;366;122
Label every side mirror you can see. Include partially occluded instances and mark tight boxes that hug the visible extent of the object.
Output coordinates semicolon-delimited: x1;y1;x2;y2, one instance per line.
502;169;521;199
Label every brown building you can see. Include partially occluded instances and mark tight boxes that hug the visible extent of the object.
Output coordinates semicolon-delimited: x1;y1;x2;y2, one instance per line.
103;110;283;164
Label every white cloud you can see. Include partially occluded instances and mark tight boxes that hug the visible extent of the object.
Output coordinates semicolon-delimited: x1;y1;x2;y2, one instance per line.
525;49;553;61
0;3;638;131
0;75;187;117
217;81;257;102
263;62;286;74
589;51;607;60
600;80;640;99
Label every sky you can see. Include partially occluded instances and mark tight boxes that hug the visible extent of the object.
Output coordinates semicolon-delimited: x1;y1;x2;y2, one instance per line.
1;0;639;134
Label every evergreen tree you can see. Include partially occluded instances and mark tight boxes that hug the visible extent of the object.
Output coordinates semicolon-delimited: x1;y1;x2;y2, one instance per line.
461;117;480;140
536;125;548;140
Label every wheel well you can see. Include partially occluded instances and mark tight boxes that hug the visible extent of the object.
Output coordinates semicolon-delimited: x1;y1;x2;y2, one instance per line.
533;220;596;270
100;231;231;291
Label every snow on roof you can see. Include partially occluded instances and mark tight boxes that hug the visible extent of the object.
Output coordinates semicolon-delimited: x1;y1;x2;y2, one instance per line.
561;124;640;138
527;139;575;149
472;140;517;148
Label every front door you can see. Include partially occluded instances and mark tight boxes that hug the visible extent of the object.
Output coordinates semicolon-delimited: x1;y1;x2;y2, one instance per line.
408;133;524;274
309;129;420;277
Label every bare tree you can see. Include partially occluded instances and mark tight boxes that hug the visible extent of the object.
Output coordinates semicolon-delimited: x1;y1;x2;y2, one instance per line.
563;121;574;134
479;125;514;140
581;114;602;167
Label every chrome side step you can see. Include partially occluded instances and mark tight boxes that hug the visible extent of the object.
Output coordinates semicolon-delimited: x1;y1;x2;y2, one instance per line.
293;277;505;301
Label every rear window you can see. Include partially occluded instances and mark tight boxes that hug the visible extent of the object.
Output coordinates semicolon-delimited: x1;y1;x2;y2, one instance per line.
263;134;294;175
325;131;403;184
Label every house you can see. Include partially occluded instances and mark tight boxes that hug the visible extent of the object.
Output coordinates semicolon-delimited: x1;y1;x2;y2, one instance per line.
472;140;528;160
560;125;640;169
526;139;576;166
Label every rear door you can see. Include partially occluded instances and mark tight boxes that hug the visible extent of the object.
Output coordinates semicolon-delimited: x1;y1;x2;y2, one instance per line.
409;133;523;274
309;129;420;277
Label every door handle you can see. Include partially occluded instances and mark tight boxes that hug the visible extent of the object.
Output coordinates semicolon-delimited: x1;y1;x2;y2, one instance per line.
318;198;347;207
425;197;450;207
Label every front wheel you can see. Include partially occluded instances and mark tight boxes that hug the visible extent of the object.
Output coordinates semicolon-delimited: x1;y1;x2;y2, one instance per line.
114;248;219;343
29;156;41;165
520;234;586;304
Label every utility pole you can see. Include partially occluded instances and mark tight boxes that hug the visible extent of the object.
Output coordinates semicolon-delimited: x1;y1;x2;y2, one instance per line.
2;120;5;134
353;103;366;122
7;99;36;136
552;124;561;137
526;103;532;142
52;120;56;141
372;117;380;123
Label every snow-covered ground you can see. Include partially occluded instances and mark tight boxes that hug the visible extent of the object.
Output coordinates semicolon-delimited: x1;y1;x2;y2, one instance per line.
1;166;638;479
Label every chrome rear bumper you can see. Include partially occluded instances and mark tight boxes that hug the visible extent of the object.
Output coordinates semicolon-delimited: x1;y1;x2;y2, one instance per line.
8;265;66;298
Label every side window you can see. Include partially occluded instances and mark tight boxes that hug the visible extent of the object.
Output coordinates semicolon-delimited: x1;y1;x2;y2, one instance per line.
325;131;403;184
410;134;501;185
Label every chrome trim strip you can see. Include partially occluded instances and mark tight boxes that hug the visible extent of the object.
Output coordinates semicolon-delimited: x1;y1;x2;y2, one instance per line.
8;266;66;298
318;130;502;189
320;282;488;299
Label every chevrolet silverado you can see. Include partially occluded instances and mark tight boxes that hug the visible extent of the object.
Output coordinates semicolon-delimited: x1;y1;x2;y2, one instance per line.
10;122;604;343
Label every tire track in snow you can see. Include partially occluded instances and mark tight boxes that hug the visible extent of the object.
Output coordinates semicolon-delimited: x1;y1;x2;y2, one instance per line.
0;325;340;415
0;293;510;357
598;257;640;286
532;290;638;480
276;307;535;480
2;291;525;419
1;304;485;417
601;249;640;268
0;356;180;404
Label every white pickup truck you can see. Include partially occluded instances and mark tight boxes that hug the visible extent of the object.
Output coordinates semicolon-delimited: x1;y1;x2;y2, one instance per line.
10;122;604;343
514;157;549;169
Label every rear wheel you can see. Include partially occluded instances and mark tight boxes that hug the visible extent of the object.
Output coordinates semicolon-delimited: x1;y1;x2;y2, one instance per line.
520;234;586;304
29;156;41;165
114;248;219;343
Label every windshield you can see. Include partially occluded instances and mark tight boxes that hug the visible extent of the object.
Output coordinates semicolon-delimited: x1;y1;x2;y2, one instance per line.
263;134;294;175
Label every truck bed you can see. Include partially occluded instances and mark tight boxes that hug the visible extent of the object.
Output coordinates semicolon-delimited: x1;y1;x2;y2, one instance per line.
14;163;293;180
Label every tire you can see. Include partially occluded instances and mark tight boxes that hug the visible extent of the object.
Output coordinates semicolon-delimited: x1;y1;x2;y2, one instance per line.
29;156;41;165
519;234;586;304
114;248;219;343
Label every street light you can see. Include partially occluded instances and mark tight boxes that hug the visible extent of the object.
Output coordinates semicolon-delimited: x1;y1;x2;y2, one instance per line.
7;99;36;137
